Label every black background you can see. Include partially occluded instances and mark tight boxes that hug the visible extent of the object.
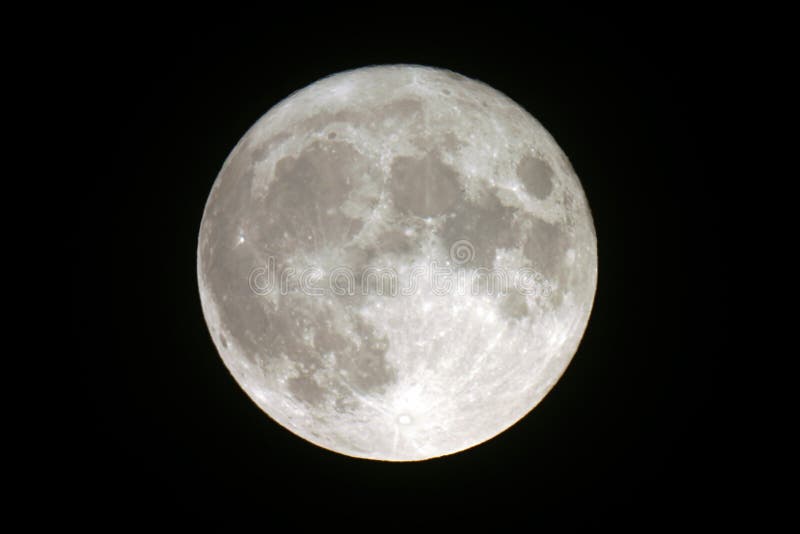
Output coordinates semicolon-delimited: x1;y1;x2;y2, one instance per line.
74;8;723;525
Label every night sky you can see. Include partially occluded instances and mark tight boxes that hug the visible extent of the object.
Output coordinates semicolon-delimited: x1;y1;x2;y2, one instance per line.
74;8;723;525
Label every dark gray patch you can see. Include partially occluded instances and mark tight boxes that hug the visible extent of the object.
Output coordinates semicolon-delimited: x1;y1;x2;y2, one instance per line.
365;229;414;258
446;71;466;81
555;190;576;230
211;295;267;363
442;89;451;95
251;146;267;162
263;300;319;367
517;155;554;200
264;141;369;251
328;132;337;139
440;189;520;270
208;285;306;369
342;231;415;299
523;218;569;281
339;244;371;271
262;302;397;405
384;98;423;116
335;317;395;393
441;132;463;152
500;290;529;319
549;285;564;308
390;152;461;217
334;394;359;414
219;334;228;349
313;327;349;354
288;375;327;406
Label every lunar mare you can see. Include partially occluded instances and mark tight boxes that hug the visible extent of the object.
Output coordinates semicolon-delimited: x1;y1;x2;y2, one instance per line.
197;65;597;461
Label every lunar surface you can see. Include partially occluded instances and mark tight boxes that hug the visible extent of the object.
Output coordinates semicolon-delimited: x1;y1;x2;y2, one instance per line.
197;65;597;461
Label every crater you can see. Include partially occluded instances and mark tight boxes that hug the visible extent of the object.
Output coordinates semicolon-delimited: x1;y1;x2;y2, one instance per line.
517;154;554;199
390;152;461;217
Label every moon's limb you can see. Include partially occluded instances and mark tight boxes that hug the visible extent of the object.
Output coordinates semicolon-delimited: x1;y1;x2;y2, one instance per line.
197;65;597;461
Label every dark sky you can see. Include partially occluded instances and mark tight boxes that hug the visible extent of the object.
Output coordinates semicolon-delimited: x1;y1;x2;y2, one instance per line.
74;8;724;526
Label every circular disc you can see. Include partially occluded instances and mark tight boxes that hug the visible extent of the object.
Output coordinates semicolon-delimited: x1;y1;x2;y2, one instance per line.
197;65;597;461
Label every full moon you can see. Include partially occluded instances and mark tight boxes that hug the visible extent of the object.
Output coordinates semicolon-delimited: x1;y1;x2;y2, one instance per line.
197;65;597;461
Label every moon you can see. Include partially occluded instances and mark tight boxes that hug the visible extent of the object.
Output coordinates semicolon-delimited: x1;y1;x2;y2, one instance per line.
197;65;597;461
